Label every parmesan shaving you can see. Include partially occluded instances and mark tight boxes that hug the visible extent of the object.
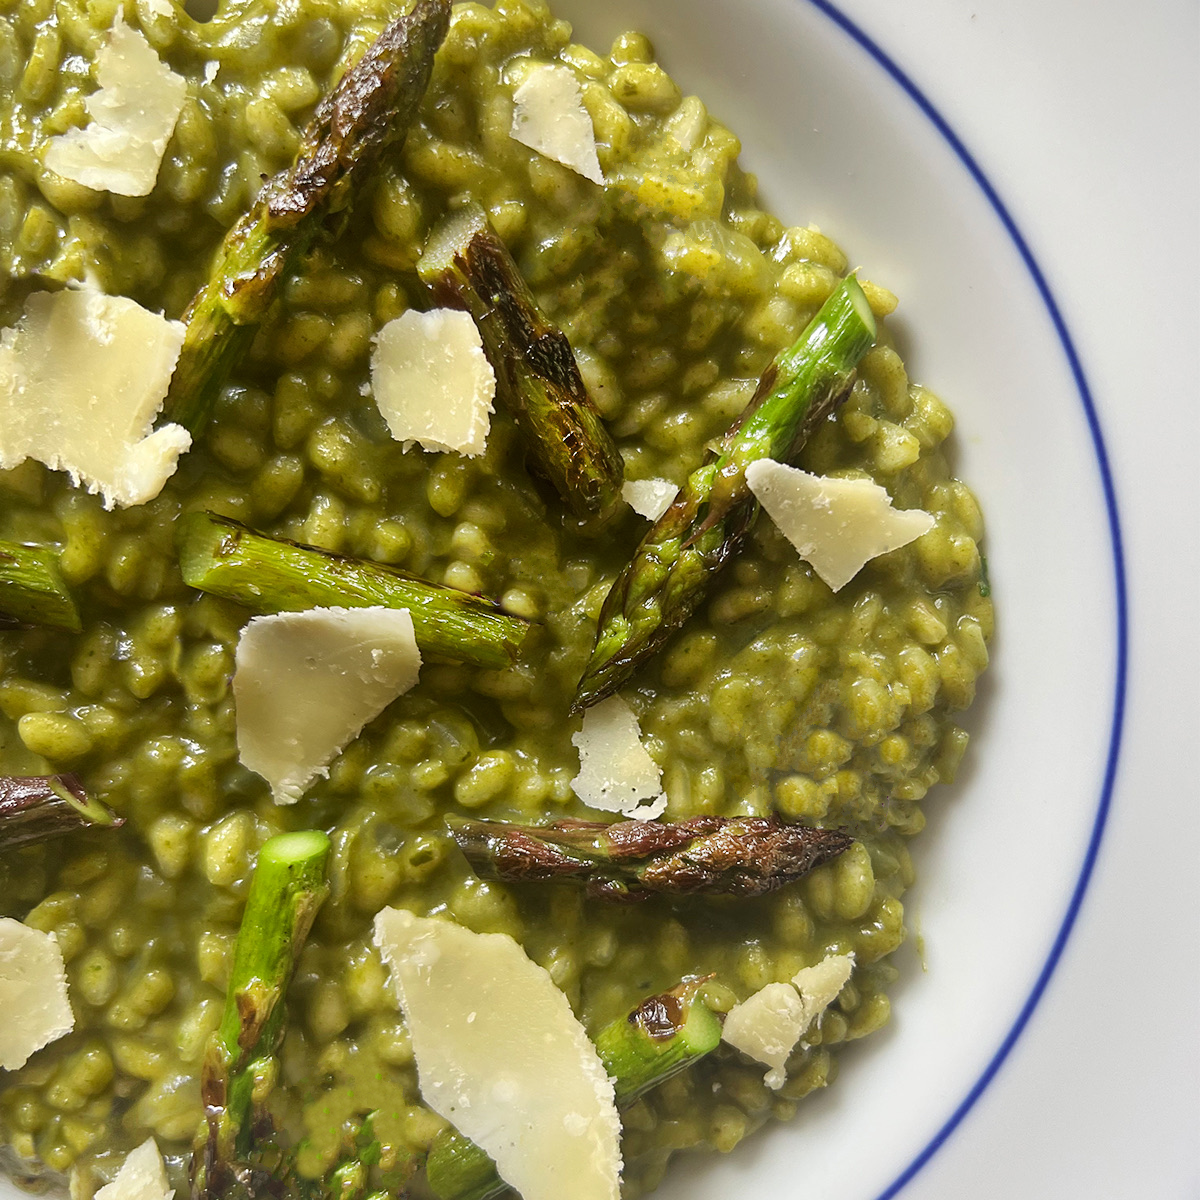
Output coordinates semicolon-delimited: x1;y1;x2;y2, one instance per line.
622;478;678;521
571;695;667;820
746;460;935;591
234;606;422;805
0;918;74;1071
44;21;187;197
373;908;621;1200
720;982;806;1090
0;287;190;508
721;953;855;1089
510;62;604;185
791;952;857;1034
370;309;495;457
94;1138;174;1200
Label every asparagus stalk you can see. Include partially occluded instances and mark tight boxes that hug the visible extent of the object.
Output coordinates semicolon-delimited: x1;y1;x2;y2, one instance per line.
193;830;331;1200
425;978;722;1200
178;511;530;669
573;277;877;709
163;0;451;435
0;774;121;848
594;976;724;1104
0;540;81;633
447;814;853;902
418;204;625;521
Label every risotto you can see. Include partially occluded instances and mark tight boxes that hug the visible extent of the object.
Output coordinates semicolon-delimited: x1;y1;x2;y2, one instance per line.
0;0;992;1195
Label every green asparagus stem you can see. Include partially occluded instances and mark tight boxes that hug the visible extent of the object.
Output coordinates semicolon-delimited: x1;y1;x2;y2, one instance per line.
418;204;625;521
425;1135;500;1200
178;511;530;669
573;277;877;709
162;0;451;435
593;976;723;1103
192;830;331;1200
0;540;81;632
424;978;722;1200
0;774;121;848
447;814;853;902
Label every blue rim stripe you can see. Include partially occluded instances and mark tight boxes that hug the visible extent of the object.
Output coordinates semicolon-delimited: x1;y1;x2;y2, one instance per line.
795;2;1130;1196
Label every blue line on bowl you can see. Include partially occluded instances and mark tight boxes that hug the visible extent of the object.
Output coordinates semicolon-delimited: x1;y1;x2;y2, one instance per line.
797;1;1130;1196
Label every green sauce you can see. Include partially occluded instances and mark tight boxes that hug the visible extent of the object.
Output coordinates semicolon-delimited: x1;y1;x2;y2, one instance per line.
0;0;991;1193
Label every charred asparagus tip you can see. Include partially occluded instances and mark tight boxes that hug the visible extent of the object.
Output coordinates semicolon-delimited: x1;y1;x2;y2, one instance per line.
573;275;877;708
0;774;121;849
163;0;451;436
418;201;625;521
447;814;853;901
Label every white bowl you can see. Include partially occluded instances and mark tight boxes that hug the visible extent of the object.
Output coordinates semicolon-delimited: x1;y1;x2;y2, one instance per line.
556;0;1127;1197
9;0;1193;1197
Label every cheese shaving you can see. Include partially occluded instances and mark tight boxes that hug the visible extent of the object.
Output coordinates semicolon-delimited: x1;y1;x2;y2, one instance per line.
791;952;856;1034
510;62;604;185
0;287;190;508
622;478;678;521
370;309;495;456
44;21;187;197
746;460;935;591
721;953;854;1089
0;918;74;1071
234;606;422;805
571;695;667;820
373;908;621;1200
94;1138;174;1200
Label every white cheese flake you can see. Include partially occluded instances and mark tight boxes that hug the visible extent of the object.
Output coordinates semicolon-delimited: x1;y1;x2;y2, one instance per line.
571;695;667;820
721;953;854;1089
234;606;422;805
621;478;678;521
373;908;621;1200
791;951;856;1035
720;982;806;1090
746;460;935;592
370;309;495;457
94;1138;173;1200
0;287;190;508
0;918;74;1071
510;62;604;185
44;21;187;197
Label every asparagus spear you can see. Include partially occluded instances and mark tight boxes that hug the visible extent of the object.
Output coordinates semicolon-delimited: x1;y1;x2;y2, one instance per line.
163;0;451;435
0;540;81;633
178;510;529;669
593;976;724;1104
193;830;331;1200
447;814;852;902
0;774;121;848
424;978;722;1200
573;276;877;710
418;204;625;521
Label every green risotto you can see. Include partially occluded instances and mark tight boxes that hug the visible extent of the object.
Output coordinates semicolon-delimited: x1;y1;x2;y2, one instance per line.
0;0;992;1195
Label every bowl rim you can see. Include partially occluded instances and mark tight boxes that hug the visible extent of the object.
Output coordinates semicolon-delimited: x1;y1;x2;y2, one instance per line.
797;1;1129;1195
